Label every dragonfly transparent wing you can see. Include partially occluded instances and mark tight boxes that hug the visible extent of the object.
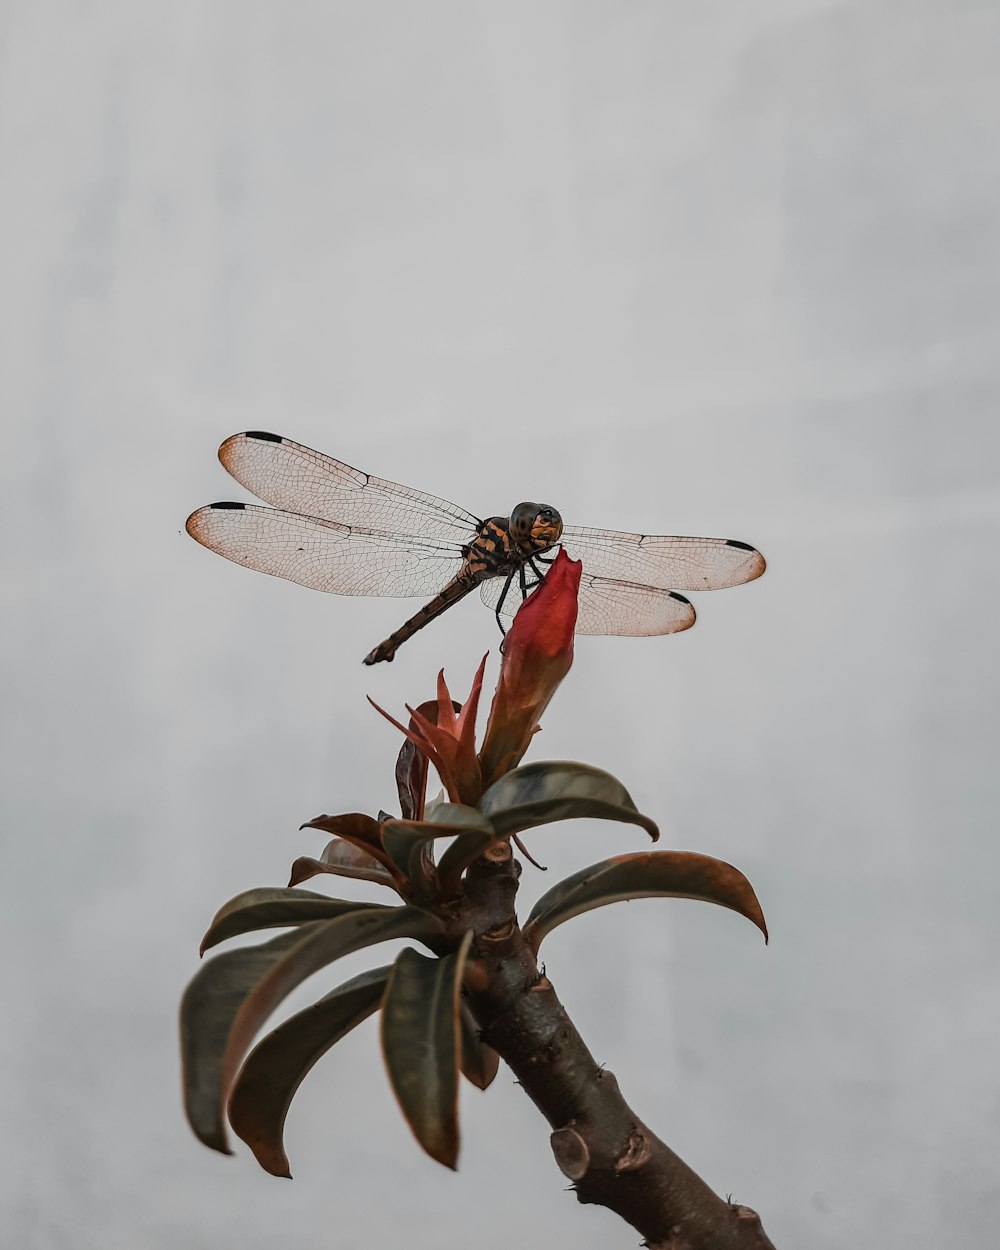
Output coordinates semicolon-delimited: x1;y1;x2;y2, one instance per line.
186;503;464;598
561;525;765;591
216;432;481;542
480;573;696;636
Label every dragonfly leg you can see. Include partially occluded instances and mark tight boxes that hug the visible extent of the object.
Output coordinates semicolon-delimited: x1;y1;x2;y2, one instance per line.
494;570;516;637
524;555;552;589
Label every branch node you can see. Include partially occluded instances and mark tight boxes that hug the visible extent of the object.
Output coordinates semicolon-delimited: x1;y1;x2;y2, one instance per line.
614;1128;651;1173
550;1125;590;1181
483;840;512;865
479;920;517;944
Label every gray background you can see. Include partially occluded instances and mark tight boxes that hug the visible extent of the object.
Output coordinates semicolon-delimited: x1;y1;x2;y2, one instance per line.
2;3;998;1247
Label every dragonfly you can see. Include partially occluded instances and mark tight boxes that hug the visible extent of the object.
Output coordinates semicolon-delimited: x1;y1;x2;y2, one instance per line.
186;431;765;665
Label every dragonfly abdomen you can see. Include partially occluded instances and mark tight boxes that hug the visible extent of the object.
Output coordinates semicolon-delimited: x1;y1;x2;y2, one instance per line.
363;573;484;666
362;517;540;665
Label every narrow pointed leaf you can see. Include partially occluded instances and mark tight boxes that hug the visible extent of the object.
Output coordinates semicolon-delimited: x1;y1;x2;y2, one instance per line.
393;697;463;819
381;932;473;1169
228;966;391;1177
459;1002;500;1090
477;761;659;841
200;889;383;955
522;851;768;952
288;840;396;890
181;906;443;1154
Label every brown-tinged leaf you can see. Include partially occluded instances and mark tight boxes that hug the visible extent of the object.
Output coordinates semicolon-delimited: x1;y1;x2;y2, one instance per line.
402;665;486;807
228;966;391;1177
395;698;460;820
395;734;426;823
522;851;768;953
288;840;396;890
380;932;473;1169
459;1002;500;1090
200;889;383;956
477;761;659;841
299;812;393;870
181;906;443;1154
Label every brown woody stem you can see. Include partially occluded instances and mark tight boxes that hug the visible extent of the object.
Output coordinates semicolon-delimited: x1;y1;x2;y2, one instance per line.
458;852;777;1250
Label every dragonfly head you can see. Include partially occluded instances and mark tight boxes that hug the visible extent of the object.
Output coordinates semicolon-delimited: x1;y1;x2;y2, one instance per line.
511;502;563;553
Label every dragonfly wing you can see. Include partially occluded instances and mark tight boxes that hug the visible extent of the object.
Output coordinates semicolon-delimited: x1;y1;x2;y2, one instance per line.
561;525;765;591
187;503;463;597
218;432;481;542
479;572;696;636
574;577;696;636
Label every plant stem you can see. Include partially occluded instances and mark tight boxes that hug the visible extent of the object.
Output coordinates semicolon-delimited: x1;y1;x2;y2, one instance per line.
460;852;777;1250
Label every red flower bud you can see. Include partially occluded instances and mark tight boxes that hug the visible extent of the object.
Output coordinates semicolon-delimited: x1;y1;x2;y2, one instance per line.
478;549;581;787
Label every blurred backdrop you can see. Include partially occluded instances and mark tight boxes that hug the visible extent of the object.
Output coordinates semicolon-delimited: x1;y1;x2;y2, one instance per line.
2;3;998;1247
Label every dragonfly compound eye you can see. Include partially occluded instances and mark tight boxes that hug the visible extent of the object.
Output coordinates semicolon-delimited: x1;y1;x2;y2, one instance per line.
510;502;542;545
510;502;562;550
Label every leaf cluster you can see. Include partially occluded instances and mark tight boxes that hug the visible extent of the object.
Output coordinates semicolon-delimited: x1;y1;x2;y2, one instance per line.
181;758;766;1174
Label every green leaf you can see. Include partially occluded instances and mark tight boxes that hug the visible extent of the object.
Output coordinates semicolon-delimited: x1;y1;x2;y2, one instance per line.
379;827;437;897
380;807;494;898
200;888;383;956
416;803;495;834
288;840;396;890
522;851;768;952
181;906;443;1154
436;830;499;897
380;932;473;1169
228;966;391;1177
477;761;659;841
459;1002;500;1091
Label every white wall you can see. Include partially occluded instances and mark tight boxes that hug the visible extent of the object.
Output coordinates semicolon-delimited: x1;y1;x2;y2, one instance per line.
2;3;997;1247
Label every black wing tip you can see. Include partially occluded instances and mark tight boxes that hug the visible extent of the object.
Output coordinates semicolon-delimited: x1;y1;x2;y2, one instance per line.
208;501;246;510
726;538;766;579
668;591;692;605
242;430;284;443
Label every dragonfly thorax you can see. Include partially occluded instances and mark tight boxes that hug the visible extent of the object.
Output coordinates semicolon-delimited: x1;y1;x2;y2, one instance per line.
510;501;563;554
